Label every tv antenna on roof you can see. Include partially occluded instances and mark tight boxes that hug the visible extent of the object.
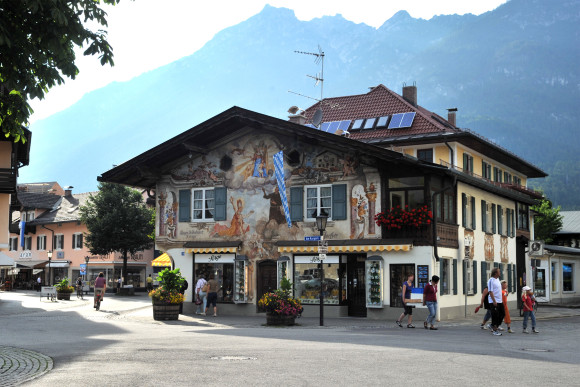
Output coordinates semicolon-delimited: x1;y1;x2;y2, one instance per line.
294;45;325;101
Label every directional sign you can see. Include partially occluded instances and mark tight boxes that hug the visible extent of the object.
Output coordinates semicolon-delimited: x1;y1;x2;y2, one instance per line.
305;236;321;241
318;253;327;260
318;240;328;254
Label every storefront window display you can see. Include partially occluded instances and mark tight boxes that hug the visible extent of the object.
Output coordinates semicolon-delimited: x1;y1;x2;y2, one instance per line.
277;256;290;288
234;256;248;303
294;256;345;305
195;253;236;303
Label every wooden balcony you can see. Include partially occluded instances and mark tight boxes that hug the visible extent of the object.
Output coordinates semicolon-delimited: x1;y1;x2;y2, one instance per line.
382;222;459;248
0;168;17;194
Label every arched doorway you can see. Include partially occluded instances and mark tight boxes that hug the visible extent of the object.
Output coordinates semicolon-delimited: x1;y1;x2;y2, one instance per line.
257;260;277;312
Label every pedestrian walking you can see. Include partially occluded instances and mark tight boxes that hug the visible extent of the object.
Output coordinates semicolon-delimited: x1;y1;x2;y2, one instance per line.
117;277;122;294
522;286;539;334
487;267;504;336
146;274;153;292
195;274;208;315
423;275;439;330
36;276;42;292
501;280;513;333
205;274;219;317
396;273;415;328
476;286;492;329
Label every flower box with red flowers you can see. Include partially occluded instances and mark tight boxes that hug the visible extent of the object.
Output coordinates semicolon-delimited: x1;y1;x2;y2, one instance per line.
374;205;433;230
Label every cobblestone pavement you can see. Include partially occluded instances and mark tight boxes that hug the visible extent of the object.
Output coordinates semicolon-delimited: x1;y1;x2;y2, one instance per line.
0;346;53;386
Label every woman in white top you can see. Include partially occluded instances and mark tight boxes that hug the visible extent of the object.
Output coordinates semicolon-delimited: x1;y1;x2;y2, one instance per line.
195;274;208;315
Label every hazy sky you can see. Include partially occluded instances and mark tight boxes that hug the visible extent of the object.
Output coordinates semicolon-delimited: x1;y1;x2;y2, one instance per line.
28;0;508;123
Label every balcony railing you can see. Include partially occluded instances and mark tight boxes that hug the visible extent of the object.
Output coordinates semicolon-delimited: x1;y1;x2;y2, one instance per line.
382;223;459;248
0;168;17;194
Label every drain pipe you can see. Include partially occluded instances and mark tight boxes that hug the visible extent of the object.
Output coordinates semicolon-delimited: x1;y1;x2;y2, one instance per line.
445;142;454;167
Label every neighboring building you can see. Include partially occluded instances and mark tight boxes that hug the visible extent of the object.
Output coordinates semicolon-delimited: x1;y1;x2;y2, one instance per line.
98;94;545;319
0;129;31;281
535;211;580;304
5;185;155;289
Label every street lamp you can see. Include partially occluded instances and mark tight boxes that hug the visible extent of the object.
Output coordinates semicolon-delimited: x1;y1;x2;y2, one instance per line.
47;250;52;286
316;214;328;327
85;256;90;293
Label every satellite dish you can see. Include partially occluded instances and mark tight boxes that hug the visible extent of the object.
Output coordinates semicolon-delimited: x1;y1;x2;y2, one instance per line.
312;109;323;128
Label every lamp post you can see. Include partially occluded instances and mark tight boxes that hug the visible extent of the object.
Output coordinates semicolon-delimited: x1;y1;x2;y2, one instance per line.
47;250;52;286
316;214;328;327
84;256;90;293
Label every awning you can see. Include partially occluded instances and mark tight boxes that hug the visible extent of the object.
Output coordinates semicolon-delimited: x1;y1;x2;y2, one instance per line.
33;269;44;275
15;260;48;269
151;253;172;267
47;261;69;268
0;253;15;267
276;239;413;253
183;241;241;254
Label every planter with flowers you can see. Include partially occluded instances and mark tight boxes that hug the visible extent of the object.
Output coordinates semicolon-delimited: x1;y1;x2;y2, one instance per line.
55;278;75;300
258;278;303;326
375;205;433;239
149;268;185;321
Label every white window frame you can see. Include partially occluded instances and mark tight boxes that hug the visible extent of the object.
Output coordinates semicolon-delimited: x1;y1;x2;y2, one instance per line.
24;236;32;251
54;234;64;250
562;262;574;293
37;235;46;251
191;188;215;221
9;237;18;251
73;233;83;250
305;184;332;221
551;261;558;294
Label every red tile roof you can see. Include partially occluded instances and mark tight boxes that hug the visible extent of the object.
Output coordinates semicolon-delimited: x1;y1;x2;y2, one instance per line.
303;84;461;141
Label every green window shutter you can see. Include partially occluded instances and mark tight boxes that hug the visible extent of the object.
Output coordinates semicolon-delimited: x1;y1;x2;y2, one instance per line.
453;259;458;295
507;264;512;292
469;157;474;173
481;200;487;232
463;153;468;170
331;184;347;220
492;204;497;234
178;189;191;222
214;187;227;221
440;261;444;295
471;196;476;230
473;260;478;294
498;205;503;235
481;261;487;290
482;161;485;177
290;186;304;222
506;209;511;236
462;193;467;227
499;263;504;280
512;209;516;237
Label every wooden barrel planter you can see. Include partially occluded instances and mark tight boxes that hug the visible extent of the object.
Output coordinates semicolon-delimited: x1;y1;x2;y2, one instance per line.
153;303;180;321
56;292;71;300
266;314;296;326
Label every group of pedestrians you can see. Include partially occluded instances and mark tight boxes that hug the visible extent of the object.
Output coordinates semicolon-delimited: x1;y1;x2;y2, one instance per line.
478;267;539;336
194;273;219;317
396;273;440;330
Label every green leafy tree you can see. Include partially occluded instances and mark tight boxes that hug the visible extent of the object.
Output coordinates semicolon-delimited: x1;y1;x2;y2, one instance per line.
0;0;123;142
532;198;563;244
80;182;154;285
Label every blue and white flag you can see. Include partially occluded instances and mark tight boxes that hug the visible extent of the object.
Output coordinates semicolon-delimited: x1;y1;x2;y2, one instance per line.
19;221;25;247
273;150;292;228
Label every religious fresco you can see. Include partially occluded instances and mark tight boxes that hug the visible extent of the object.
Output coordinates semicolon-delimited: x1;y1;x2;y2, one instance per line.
156;134;381;260
484;233;494;261
464;230;475;259
500;236;509;262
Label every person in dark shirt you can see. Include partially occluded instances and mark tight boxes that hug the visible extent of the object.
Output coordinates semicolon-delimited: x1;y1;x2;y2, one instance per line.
423;275;439;330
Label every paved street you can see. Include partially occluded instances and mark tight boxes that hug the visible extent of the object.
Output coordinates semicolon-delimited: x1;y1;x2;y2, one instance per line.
1;290;580;386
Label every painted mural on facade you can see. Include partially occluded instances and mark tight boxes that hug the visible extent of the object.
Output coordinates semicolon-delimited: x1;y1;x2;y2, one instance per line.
156;134;381;261
500;236;509;262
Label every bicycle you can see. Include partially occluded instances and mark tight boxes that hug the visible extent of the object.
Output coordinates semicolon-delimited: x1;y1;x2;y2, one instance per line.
94;289;105;311
76;285;84;300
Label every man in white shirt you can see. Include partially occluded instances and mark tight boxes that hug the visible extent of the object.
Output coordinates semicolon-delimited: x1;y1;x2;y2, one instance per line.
487;267;504;336
37;276;42;292
195;274;208;315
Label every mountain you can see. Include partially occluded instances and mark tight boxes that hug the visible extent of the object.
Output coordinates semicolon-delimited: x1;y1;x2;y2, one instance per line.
24;0;580;208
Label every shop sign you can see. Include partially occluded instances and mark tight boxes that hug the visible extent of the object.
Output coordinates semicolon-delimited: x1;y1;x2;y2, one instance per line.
195;253;235;263
295;255;339;264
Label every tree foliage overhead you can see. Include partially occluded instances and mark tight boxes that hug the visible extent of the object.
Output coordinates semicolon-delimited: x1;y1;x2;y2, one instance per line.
80;182;154;282
531;198;563;244
0;0;121;142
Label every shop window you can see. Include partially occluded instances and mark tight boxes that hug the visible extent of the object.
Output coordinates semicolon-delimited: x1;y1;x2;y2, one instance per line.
9;237;17;251
195;255;237;303
294;256;344;305
305;185;332;220
193;188;215;221
73;233;83;249
24;236;32;250
37;235;46;251
440;258;451;295
551;262;558;293
417;148;433;163
53;234;64;250
563;263;574;292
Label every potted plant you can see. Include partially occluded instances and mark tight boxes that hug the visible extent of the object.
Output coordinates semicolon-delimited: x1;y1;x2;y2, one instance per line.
149;268;185;321
55;278;74;300
258;278;303;326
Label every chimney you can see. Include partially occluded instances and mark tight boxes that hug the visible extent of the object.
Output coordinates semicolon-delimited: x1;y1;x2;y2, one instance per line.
447;108;458;127
402;85;417;106
288;113;307;125
64;186;73;197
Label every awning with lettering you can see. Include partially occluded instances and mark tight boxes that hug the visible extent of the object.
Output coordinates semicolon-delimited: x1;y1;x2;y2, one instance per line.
276;239;413;253
183;241;241;254
151;253;172;267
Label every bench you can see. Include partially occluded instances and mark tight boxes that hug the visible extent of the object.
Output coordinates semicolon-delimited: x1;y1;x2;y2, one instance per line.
40;286;57;302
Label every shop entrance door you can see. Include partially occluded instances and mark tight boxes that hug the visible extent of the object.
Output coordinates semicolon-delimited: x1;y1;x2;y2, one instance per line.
390;264;415;308
347;256;366;317
257;260;277;312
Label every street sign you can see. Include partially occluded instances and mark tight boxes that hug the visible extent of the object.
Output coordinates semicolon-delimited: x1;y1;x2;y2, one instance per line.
305;236;321;241
318;253;327;260
318;240;328;254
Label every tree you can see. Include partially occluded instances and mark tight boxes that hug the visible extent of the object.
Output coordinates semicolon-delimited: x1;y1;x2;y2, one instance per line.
532;198;563;244
0;0;122;142
80;182;154;285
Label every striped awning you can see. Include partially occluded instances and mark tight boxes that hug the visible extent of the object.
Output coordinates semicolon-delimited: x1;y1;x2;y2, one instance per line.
277;244;412;253
183;241;241;254
151;253;172;267
185;246;238;254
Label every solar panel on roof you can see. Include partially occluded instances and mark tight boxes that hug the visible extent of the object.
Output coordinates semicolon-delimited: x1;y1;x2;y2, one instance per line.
338;120;351;131
320;122;331;132
388;113;404;129
363;118;376;129
305;124;317;129
327;121;340;133
376;116;390;128
351;119;364;130
400;112;416;128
